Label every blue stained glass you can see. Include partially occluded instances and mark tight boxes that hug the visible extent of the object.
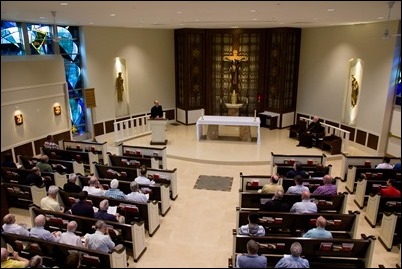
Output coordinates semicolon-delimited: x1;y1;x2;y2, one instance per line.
1;21;25;55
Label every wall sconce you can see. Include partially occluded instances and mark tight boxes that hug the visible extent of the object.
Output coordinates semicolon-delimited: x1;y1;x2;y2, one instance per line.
14;113;23;125
53;105;61;115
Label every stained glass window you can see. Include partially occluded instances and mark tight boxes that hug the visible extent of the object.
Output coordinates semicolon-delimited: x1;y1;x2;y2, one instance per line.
1;21;25;55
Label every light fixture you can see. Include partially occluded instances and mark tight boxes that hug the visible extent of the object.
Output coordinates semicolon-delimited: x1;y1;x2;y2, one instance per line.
53;105;61;115
14;111;23;125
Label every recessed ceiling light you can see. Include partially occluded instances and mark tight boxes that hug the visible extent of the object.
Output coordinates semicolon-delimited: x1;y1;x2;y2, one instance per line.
177;11;182;14
109;13;116;17
60;2;68;6
252;18;258;21
250;10;256;13
39;16;45;19
327;8;335;12
89;22;94;25
377;16;384;20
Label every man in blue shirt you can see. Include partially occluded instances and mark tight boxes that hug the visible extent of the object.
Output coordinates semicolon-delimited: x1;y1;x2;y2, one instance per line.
290;190;317;213
236;239;267;268
302;215;333;238
275;242;310;268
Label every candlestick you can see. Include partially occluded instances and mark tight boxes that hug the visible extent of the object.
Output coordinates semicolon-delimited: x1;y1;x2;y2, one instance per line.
254;110;256;121
201;109;204;119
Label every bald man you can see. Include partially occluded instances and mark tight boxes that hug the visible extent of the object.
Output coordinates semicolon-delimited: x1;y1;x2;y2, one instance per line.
290;190;317;213
302;215;333;238
29;214;61;242
59;221;84;247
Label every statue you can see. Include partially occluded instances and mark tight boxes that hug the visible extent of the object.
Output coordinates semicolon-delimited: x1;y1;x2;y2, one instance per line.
231;90;238;104
223;50;248;104
115;72;124;102
351;74;359;108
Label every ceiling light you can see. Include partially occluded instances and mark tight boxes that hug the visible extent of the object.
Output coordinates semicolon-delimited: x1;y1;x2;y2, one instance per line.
327;8;335;12
177;11;182;14
250;10;256;13
109;13;116;17
60;2;68;6
377;16;384;20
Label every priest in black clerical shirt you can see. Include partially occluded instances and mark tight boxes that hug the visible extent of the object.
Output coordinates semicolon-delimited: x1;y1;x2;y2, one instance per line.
150;99;163;119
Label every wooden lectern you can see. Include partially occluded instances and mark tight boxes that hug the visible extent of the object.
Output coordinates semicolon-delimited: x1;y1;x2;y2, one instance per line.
149;119;167;145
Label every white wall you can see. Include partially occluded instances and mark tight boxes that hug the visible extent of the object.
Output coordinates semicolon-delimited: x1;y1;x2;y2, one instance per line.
81;27;175;123
1;55;70;150
297;21;400;154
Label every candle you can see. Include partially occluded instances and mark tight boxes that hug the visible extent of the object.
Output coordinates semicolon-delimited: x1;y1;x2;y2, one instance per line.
254;110;256;118
201;109;204;116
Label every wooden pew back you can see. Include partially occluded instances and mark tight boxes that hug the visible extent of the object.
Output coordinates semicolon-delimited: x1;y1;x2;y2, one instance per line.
239;192;348;213
364;193;401;227
237;209;359;238
1;232;127;268
118;144;167;169
1;181;47;208
270;152;327;176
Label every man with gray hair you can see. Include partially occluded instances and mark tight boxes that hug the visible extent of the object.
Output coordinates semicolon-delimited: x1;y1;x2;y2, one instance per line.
29;214;61;242
303;215;333;238
40;185;64;212
59;220;84;247
126;181;149;204
84;220;115;253
274;242;310;268
290;190;317;213
36;154;53;173
2;213;29;236
260;190;290;212
104;179;126;200
63;173;82;193
94;199;124;223
260;175;284;194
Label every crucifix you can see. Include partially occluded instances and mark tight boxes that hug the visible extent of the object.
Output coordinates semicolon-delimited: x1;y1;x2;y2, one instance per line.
223;50;248;104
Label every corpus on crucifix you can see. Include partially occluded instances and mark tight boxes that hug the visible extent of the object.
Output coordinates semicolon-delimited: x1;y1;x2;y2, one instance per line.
223;50;248;104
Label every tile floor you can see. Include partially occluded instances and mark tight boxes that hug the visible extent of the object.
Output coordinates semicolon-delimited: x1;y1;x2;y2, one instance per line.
8;124;400;268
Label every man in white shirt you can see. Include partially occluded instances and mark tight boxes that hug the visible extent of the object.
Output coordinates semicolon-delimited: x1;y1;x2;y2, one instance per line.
83;176;105;196
126;181;149;204
59;220;84;247
135;165;155;193
84;220;115;253
290;190;317;213
2;214;29;236
376;157;394;169
29;214;61;242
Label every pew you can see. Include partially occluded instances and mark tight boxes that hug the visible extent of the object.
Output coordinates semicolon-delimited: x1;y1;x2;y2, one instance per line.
276;164;332;177
78;174;171;216
345;166;401;194
239;192;348;214
239;173;339;194
231;231;375;268
270;152;327;176
1;232;127;268
364;193;401;227
108;153;153;169
353;177;401;209
18;155;85;175
340;153;401;181
1;182;47;208
29;205;146;262
94;163;171;215
58;189;160;236
118;144;167;169
61;139;109;166
378;212;401;251
41;147;97;174
236;208;360;239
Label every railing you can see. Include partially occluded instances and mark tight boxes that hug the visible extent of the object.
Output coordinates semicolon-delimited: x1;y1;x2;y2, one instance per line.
300;117;350;153
114;112;166;144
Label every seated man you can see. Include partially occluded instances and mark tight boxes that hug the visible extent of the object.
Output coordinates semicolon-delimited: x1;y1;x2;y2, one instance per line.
286;162;309;179
29;214;61;242
274;242;309;268
71;191;94;218
380;179;401;197
297;115;324;148
135;165;155;193
84;220;115;253
83;176;105;196
126;181;149;204
63;173;82;193
260;190;290;212
286;175;310;194
312;175;337;195
94;199;124;223
43;134;60;150
59;221;84;247
236;239;267;268
2;214;29;236
35;155;53;173
376;157;394;169
238;212;265;236
302;215;333;238
1;248;29;268
259;175;284;194
290;190;317;213
40;185;64;212
22;167;45;187
104;179;126;200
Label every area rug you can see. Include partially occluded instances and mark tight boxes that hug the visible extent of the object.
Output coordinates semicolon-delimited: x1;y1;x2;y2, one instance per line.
194;175;233;192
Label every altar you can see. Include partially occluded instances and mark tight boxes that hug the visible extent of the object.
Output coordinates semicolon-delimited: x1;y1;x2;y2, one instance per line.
196;115;261;144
